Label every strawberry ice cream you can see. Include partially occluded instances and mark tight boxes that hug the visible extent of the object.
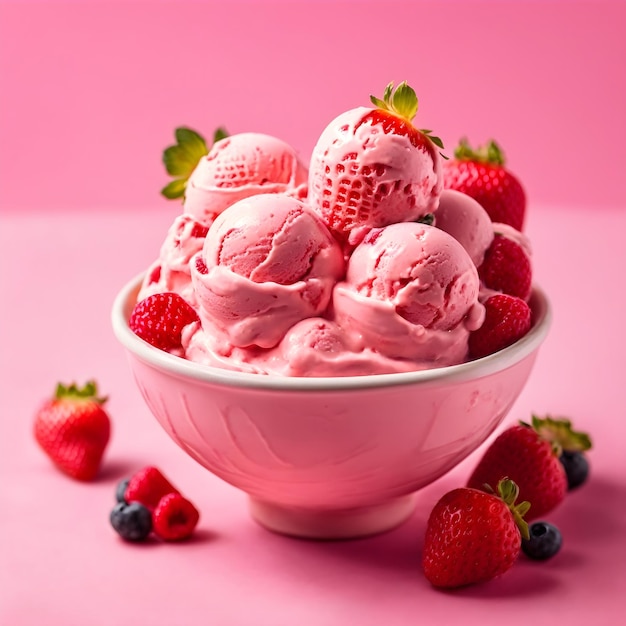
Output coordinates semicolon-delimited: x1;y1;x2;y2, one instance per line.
184;132;308;225
333;222;484;365
189;193;344;350
273;318;433;377
308;84;443;245
434;189;494;267
138;214;210;307
128;81;535;377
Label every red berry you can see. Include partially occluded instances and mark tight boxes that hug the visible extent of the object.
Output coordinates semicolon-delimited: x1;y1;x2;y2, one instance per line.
422;479;529;588
129;292;199;352
469;294;531;359
479;234;532;301
153;493;200;541
309;82;442;243
443;139;526;230
124;466;180;511
468;416;591;519
33;381;111;481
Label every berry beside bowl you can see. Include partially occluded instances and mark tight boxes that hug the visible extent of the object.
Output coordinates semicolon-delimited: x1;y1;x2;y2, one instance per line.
111;274;551;540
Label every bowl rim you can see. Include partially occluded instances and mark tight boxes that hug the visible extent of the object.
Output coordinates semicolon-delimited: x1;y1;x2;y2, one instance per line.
111;273;551;392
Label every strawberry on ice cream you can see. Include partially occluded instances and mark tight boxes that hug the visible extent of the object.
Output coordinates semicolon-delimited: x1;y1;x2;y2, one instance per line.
308;82;443;245
333;222;484;365
189;193;344;350
184;132;308;225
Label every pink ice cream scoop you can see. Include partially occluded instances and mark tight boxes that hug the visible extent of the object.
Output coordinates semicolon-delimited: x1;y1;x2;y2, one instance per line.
333;222;483;364
308;106;442;245
138;214;211;307
190;193;344;349
434;189;494;267
273;317;430;377
184;133;308;225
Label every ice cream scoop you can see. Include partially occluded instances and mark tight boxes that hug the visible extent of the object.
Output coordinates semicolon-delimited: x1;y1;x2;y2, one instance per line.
190;193;344;349
274;317;428;377
434;189;494;267
334;222;483;364
308;84;443;245
184;133;308;224
138;214;211;306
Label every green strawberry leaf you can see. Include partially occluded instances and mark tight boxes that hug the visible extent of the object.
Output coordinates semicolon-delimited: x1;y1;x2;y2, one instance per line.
213;127;229;143
497;478;530;540
163;127;208;177
161;178;188;200
530;415;593;453
55;380;107;404
369;95;388;110
161;126;228;201
163;144;199;177
454;138;505;166
391;81;418;121
370;82;446;158
370;81;418;121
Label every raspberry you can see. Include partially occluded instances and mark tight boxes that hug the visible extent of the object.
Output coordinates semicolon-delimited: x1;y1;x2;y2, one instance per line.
124;466;179;511
153;493;200;541
469;294;532;359
129;292;199;352
479;235;532;300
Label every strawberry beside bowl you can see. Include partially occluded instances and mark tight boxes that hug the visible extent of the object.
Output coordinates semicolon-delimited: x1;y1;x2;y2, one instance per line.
111;274;551;540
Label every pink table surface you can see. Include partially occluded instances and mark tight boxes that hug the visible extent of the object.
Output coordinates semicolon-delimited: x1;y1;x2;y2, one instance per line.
1;204;625;625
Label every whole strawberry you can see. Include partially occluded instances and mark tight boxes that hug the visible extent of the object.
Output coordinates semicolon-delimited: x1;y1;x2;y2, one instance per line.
443;139;526;231
467;416;592;519
423;478;530;588
479;234;532;301
129;292;199;352
468;293;532;359
34;381;111;481
308;81;444;244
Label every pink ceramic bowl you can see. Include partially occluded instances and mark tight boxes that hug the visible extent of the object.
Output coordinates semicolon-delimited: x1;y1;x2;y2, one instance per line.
112;275;551;539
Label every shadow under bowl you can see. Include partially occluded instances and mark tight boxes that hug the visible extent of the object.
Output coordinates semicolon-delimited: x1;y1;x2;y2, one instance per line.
112;275;551;539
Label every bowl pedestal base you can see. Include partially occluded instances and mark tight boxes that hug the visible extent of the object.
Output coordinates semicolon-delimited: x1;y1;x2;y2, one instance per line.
248;494;416;540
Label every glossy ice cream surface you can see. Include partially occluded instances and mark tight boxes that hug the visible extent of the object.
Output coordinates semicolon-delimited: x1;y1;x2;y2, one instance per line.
184;132;308;225
189;193;344;351
308;107;443;245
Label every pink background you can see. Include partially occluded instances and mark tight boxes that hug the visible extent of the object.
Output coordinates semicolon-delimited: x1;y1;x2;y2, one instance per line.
1;1;626;625
1;0;625;213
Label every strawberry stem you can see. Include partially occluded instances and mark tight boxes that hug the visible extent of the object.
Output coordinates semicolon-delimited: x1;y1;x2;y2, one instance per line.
370;81;419;122
527;415;592;454
454;138;506;166
161;126;228;201
55;381;107;404
370;82;446;157
496;478;530;540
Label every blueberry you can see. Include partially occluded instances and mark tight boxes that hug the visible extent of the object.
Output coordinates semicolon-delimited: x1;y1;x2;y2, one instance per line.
559;450;589;490
522;521;562;560
115;478;130;503
110;502;152;542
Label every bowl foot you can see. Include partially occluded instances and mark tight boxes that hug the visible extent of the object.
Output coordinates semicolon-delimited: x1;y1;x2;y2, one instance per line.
248;494;416;540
